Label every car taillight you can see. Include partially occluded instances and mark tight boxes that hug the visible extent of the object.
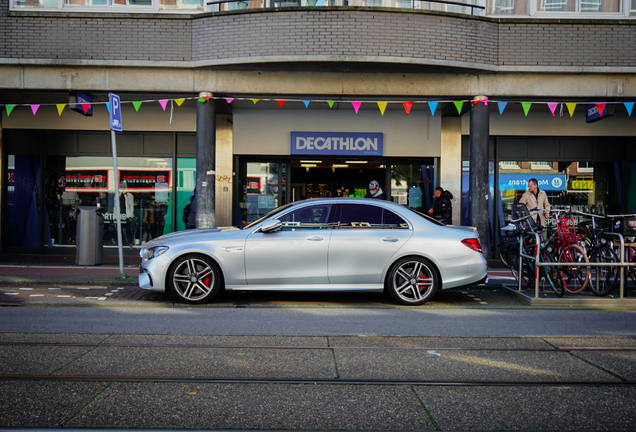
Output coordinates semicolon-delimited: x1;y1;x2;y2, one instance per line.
461;238;482;253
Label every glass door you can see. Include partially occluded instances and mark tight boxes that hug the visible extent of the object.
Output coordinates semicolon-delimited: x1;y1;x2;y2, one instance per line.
239;161;285;226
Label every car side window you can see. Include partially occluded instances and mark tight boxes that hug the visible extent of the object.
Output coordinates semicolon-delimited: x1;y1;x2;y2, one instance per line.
338;204;383;229
383;209;410;229
278;205;332;231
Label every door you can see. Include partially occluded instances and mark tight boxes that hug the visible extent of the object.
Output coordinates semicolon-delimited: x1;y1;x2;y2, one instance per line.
328;203;413;284
245;203;333;285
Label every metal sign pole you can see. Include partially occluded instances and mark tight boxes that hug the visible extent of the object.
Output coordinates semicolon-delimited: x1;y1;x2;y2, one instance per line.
111;130;124;277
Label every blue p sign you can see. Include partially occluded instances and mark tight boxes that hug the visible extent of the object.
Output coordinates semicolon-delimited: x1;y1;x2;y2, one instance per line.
109;93;123;132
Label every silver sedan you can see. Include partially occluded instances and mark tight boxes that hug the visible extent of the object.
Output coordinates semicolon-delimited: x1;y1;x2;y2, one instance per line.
139;198;487;305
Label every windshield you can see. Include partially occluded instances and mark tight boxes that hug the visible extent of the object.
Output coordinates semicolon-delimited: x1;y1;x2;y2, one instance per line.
406;207;445;226
242;203;294;230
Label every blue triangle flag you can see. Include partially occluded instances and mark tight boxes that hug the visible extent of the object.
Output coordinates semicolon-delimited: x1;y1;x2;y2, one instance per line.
303;100;310;108
105;102;111;113
498;101;507;115
624;102;634;117
428;101;438;116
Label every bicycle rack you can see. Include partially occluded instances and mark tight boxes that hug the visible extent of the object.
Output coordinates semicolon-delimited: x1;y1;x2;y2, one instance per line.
518;231;636;299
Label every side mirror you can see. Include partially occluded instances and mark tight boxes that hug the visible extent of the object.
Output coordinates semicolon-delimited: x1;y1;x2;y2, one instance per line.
261;219;282;233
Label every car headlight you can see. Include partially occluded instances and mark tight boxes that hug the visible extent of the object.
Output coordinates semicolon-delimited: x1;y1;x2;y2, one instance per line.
142;246;169;260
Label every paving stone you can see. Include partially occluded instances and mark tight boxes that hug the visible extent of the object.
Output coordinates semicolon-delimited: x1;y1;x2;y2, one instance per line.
571;350;636;381
0;345;94;375
66;382;434;430
0;380;109;428
329;336;552;349
0;332;109;344
104;334;329;347
544;336;636;348
53;346;337;379
415;385;636;431
335;349;619;382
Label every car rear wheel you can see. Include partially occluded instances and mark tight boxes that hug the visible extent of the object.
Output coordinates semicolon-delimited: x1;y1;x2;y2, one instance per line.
387;257;438;305
167;254;222;304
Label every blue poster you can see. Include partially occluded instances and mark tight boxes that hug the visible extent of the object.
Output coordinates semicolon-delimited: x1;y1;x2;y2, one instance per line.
291;132;383;156
409;187;422;208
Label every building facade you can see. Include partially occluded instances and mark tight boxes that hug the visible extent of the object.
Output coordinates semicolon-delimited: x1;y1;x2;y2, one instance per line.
1;0;635;254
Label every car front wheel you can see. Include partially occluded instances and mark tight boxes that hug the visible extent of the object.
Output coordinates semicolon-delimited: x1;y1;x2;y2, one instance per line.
167;254;222;304
387;257;438;305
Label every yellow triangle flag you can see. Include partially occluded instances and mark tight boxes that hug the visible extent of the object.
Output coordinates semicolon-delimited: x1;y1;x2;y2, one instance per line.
252;99;260;104
566;103;577;118
174;99;185;107
56;104;66;116
377;102;387;116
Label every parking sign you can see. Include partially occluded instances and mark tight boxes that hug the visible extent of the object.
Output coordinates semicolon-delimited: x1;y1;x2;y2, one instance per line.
109;93;122;132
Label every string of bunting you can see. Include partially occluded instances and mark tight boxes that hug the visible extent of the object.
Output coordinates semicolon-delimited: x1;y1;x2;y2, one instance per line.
1;96;634;118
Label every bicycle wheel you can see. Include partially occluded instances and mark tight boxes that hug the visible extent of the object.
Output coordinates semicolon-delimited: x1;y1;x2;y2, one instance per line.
628;247;636;285
508;243;535;288
557;244;590;294
589;245;619;296
540;248;564;297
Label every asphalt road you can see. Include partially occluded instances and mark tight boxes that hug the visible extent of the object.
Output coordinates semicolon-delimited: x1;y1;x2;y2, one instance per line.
2;306;636;337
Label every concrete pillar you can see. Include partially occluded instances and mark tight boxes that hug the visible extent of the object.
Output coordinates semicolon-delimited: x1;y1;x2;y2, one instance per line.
469;95;490;256
215;114;233;227
195;92;216;228
440;117;462;226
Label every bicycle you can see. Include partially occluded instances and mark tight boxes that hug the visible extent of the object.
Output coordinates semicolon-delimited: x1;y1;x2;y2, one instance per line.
573;211;620;296
509;203;564;297
606;213;636;286
543;208;590;294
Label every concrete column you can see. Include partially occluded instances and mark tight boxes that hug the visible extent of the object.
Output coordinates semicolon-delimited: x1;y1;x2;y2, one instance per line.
215;114;233;227
469;95;490;256
195;92;216;228
440;117;462;226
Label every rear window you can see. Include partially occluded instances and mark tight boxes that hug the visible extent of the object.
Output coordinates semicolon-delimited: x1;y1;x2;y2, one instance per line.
407;208;445;226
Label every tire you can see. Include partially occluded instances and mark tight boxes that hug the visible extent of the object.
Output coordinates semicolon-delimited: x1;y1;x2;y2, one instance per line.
589;245;619;296
387;257;438;305
166;254;222;304
540;249;564;297
557;244;590;294
508;243;535;288
628;247;636;286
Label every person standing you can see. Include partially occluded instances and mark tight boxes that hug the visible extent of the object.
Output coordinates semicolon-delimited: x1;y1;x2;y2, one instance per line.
428;187;453;225
519;178;551;226
366;180;386;200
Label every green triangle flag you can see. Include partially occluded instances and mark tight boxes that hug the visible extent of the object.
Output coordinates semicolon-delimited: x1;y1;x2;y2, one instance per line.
198;97;207;103
521;102;532;116
327;101;335;108
6;105;15;116
453;101;464;115
132;101;142;112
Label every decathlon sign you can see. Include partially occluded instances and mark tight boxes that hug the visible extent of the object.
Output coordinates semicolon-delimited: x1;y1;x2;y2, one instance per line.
291;132;383;156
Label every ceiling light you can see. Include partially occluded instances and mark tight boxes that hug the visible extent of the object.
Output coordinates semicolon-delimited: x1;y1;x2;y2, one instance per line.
300;160;322;164
301;164;317;168
345;161;367;164
332;164;349;168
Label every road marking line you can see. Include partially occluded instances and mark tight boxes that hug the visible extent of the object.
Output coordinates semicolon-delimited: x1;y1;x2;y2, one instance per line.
48;288;61;290
5;293;19;295
57;295;71;298
474;298;482;301
19;288;33;290
29;294;45;297
479;302;488;305
105;293;113;296
98;297;107;301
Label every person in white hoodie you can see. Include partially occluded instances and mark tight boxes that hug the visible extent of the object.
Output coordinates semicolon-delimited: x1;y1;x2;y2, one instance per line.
366;180;386;200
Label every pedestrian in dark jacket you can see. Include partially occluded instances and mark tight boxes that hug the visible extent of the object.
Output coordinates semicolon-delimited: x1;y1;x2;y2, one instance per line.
428;187;453;225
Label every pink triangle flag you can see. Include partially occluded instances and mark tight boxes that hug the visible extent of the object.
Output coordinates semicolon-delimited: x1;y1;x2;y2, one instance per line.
595;102;606;116
225;98;234;104
31;104;40;115
81;104;90;115
351;101;361;114
158;100;169;111
547;103;558;116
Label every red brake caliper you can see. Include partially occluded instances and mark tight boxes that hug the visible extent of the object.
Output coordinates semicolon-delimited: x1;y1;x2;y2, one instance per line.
203;276;211;287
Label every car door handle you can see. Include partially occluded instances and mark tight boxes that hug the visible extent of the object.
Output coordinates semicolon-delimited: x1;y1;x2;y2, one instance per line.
382;236;399;242
307;236;324;241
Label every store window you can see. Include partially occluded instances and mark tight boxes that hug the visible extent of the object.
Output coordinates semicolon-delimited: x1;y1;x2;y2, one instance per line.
241;162;282;226
279;204;332;230
390;164;437;215
44;156;173;248
176;158;196;231
7;155;42;248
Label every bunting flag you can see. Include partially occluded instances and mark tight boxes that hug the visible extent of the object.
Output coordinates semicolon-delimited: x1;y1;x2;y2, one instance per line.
327;101;335;108
428;101;438;116
303;100;310;108
158;100;169;111
132;101;143;112
56;104;66;116
497;101;507;115
403;102;413;116
6;105;15;116
276;100;286;108
225;98;234;104
595;102;606;116
175;99;185;107
521;102;532;116
547;103;558;116
81;104;90;115
351;101;361;114
566;103;577;118
198;97;207;103
31;104;40;115
377;102;387;116
105;102;111;113
625;102;634;116
252;99;260;104
453;101;463;115
472;97;488;106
